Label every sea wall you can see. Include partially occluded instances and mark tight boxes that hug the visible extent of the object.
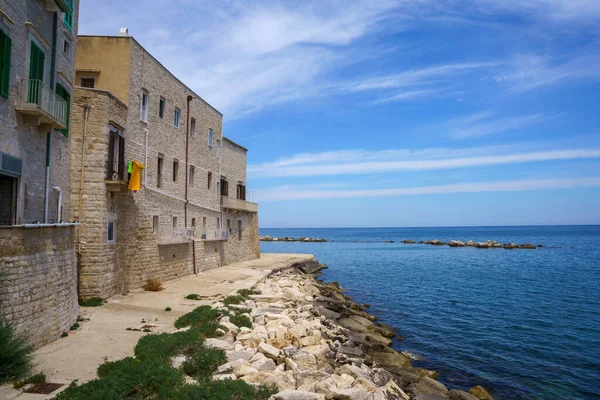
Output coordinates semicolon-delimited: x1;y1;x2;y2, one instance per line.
0;226;79;349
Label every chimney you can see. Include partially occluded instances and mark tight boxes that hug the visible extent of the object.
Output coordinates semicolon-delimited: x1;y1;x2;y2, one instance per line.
118;28;129;37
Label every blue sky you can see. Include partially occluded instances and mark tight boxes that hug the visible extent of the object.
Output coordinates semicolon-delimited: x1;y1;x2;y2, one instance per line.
80;0;600;227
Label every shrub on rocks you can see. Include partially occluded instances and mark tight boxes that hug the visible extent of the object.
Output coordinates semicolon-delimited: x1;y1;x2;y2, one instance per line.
142;277;164;292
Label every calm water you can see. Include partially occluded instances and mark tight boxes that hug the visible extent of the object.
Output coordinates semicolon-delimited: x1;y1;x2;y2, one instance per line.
260;226;600;400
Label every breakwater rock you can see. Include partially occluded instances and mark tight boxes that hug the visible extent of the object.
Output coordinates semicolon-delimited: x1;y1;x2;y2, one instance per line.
261;236;328;243
198;261;495;400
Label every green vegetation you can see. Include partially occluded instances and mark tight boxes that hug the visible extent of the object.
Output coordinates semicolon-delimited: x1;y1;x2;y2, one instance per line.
165;307;172;311
70;323;80;331
13;372;46;389
185;294;201;300
237;288;261;298
78;297;104;307
0;324;33;385
223;295;245;306
228;314;252;329
55;305;275;400
61;332;69;338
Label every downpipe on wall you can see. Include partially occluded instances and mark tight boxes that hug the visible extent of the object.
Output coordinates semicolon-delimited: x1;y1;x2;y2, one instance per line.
44;12;59;223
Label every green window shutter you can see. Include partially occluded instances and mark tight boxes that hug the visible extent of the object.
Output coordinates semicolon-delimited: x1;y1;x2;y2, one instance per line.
64;12;73;32
56;84;70;137
0;30;10;98
29;41;44;81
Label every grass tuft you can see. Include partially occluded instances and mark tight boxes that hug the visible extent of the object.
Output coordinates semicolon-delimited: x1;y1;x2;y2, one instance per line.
185;294;201;300
0;324;33;385
223;295;245;306
165;307;172;312
237;288;261;298
142;278;164;292
229;314;253;329
70;323;80;331
181;347;227;377
78;297;103;307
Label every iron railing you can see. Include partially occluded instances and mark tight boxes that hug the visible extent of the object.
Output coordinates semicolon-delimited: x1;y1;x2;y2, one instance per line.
19;79;68;126
199;229;230;240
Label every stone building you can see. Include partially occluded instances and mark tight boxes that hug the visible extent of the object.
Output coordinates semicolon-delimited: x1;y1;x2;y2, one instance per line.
0;0;80;348
71;33;259;299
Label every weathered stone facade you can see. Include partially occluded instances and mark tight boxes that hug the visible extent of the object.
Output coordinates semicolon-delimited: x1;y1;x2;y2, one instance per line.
0;225;78;348
0;0;80;348
72;35;259;299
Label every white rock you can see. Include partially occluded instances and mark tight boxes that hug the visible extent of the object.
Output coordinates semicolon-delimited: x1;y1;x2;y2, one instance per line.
272;389;325;400
258;342;281;360
331;387;369;400
232;364;259;378
204;338;234;351
212;373;236;381
302;344;330;358
171;355;186;369
252;357;277;372
226;350;254;362
291;351;317;371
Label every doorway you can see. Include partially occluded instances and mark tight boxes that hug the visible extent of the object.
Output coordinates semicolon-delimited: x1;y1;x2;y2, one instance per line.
0;174;17;225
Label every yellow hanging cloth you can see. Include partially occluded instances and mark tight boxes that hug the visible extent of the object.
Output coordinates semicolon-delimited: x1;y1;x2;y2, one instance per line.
128;160;145;191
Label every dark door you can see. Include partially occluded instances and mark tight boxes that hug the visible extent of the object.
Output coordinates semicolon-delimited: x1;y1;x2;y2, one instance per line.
0;174;17;225
28;41;45;104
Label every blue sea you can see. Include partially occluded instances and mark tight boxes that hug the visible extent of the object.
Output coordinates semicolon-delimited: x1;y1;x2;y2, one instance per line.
260;226;600;400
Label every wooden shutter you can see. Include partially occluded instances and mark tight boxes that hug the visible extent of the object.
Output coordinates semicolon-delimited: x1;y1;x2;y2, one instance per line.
0;31;10;98
29;42;44;81
118;136;125;180
107;133;115;180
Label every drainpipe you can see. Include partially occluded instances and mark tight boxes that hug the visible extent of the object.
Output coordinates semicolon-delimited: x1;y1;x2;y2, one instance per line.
78;104;91;253
44;12;59;223
184;95;192;227
52;186;62;222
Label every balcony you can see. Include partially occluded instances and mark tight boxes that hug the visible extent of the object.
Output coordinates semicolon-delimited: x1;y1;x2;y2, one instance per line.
196;229;230;242
158;227;195;246
221;196;258;213
15;79;68;130
45;0;73;13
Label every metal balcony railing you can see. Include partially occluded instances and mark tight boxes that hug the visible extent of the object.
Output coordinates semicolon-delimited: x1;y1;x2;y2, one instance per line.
198;229;230;241
17;79;68;128
221;195;258;213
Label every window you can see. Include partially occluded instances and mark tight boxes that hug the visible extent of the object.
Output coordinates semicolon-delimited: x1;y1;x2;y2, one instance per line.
216;140;221;159
140;90;148;122
190;117;196;136
157;154;164;188
236;182;246;200
80;78;95;88
63;40;70;55
238;220;242;241
174;108;180;128
191;218;196;228
189;165;195;186
173;159;179;182
55;84;71;136
208;129;213;147
227;219;231;234
0;29;11;98
217;217;220;229
159;97;165;119
152;216;159;234
220;177;229;197
207;172;212;189
202;217;206;234
107;127;125;180
172;216;178;229
64;12;73;32
0;174;18;225
107;221;116;243
28;41;45;104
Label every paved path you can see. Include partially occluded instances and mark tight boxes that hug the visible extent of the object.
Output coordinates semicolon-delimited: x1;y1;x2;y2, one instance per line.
0;253;314;400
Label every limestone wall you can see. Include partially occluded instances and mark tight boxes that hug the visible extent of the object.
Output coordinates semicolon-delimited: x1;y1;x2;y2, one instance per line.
0;226;78;349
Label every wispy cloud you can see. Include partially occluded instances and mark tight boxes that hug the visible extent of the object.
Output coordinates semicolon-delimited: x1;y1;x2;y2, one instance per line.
256;177;600;201
447;111;550;139
249;148;600;177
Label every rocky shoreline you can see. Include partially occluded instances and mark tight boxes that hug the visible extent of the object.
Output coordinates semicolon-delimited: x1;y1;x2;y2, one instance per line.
203;259;495;400
261;236;542;249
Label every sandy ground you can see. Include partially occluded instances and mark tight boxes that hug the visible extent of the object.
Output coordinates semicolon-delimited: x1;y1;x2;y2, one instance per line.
0;253;314;400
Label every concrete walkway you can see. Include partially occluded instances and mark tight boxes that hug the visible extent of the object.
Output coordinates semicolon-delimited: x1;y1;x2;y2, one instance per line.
1;253;314;400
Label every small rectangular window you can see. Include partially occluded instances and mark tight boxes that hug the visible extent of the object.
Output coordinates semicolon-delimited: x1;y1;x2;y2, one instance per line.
190;117;196;136
217;217;220;229
80;78;95;88
216;140;221;159
191;218;196;228
189;165;195;186
63;40;70;55
202;217;206;233
159;97;165;119
227;219;231;234
107;221;116;243
208;129;213;147
152;216;159;234
207;171;212;189
173;159;179;182
141;90;148;122
173;216;178;229
238;220;242;241
174;108;180;128
0;29;11;99
157;153;164;188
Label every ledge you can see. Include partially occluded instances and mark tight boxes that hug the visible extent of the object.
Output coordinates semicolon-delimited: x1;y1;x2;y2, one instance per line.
0;223;79;229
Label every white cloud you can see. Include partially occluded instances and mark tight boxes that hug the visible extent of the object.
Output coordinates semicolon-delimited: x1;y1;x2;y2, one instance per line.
256;177;600;201
249;148;600;177
447;111;550;139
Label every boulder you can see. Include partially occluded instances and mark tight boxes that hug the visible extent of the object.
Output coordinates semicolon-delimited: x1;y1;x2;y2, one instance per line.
469;385;495;400
315;306;341;320
448;240;465;247
466;240;474;246
212;373;236;381
295;370;332;388
258;342;281;360
414;396;451;400
291;351;318;371
518;244;536;249
332;387;370;400
408;377;448;397
272;389;325;400
252;357;277;372
226;350;254;362
337;364;372;380
204;338;234;351
403;240;416;244
448;389;480;400
367;348;412;369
